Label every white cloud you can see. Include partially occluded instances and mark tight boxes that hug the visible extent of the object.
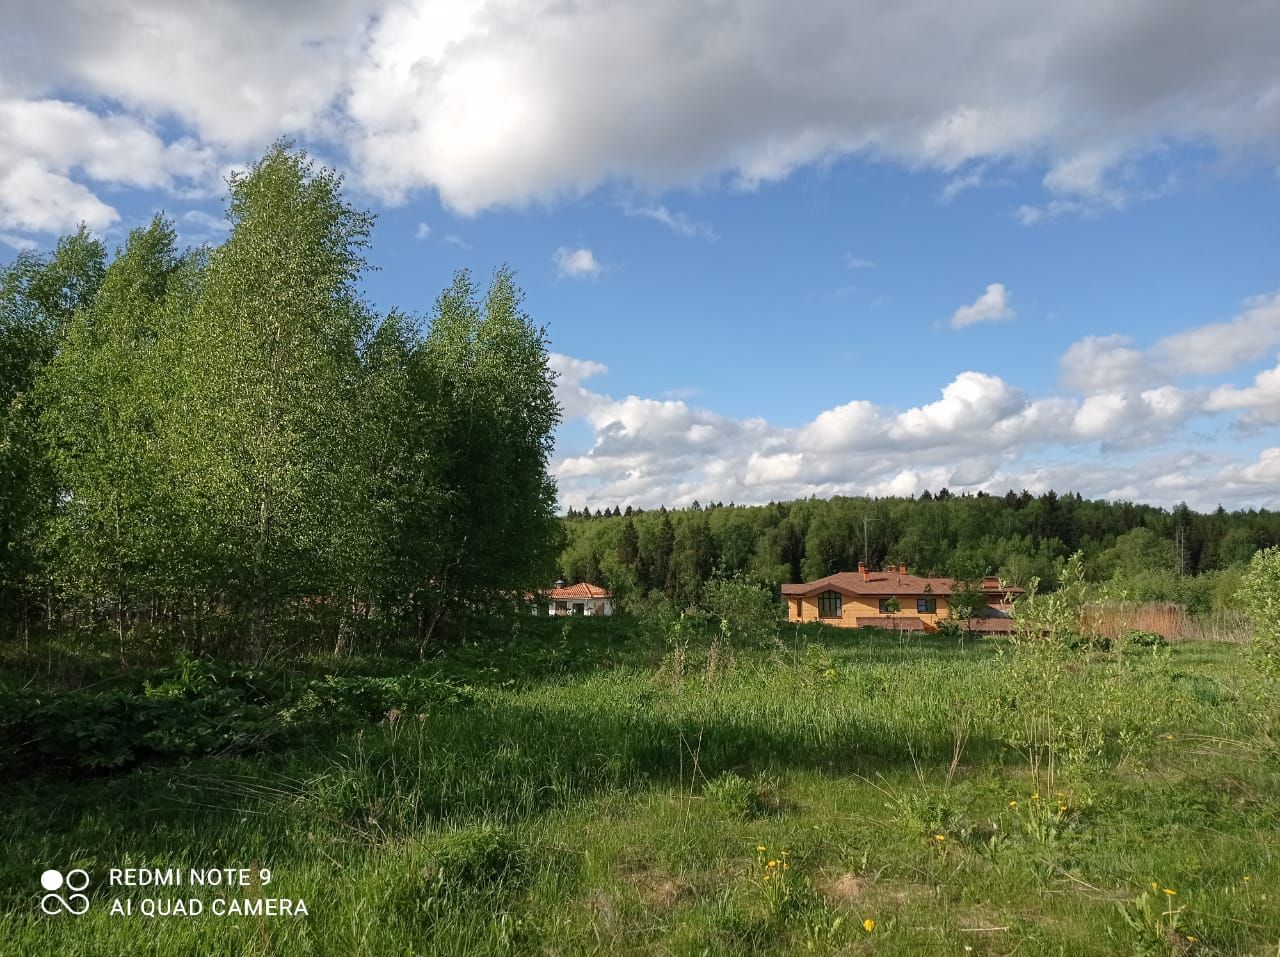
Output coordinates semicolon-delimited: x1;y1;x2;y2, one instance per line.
414;222;431;240
551;353;1225;510
549;353;608;422
5;2;1280;225
951;283;1015;329
1061;290;1280;392
1207;358;1280;426
553;246;603;280
0;158;118;233
0;97;217;234
624;204;716;240
845;255;877;270
1060;334;1154;393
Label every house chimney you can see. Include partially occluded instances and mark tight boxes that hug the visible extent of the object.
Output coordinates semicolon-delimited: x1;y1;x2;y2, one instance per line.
554;579;565;589
858;561;868;581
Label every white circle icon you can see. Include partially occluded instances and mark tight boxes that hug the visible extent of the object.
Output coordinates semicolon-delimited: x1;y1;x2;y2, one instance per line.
39;868;90;915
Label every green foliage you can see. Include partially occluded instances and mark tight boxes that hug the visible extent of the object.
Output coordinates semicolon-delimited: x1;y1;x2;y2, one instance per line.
0;654;472;773
701;577;780;647
704;771;784;819
426;826;528;889
1;144;561;656
284;674;473;726
1238;545;1280;676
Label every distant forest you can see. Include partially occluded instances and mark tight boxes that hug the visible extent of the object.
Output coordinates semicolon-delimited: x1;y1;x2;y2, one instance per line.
558;492;1280;612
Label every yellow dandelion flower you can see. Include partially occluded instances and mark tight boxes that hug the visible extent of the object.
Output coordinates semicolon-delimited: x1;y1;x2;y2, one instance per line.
1031;793;1040;801
863;918;876;932
768;860;778;868
1151;881;1160;890
1009;800;1018;808
756;845;766;852
1186;936;1197;943
763;873;772;881
783;863;790;871
1243;875;1251;882
934;834;946;842
1163;888;1176;896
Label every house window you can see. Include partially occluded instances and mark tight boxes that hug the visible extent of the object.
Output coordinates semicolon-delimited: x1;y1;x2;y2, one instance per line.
818;590;842;618
878;598;899;613
917;597;937;614
556;601;568;614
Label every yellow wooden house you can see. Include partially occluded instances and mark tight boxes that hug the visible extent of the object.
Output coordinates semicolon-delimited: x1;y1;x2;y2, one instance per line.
781;563;1019;632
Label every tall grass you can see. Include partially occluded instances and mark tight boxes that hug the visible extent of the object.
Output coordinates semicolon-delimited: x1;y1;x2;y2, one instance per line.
1087;601;1252;643
1;618;1277;955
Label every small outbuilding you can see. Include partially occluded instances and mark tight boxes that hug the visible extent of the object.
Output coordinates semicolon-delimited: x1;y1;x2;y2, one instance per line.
536;581;613;617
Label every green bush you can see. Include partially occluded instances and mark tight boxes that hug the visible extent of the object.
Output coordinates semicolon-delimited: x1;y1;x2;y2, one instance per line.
0;660;473;774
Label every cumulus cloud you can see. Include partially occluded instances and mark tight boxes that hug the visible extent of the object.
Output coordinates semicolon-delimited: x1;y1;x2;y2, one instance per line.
1207;358;1280;426
1061;290;1280;392
0;96;217;236
5;0;1280;228
553;246;603;280
551;354;1227;510
951;283;1015;329
414;222;431;240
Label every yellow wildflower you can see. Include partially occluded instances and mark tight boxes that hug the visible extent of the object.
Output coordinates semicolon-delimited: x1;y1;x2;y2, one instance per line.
763;873;772;881
1186;936;1197;943
934;834;946;842
783;863;790;871
1151;881;1160;890
1031;793;1040;801
1243;875;1251;882
756;845;766;852
1163;888;1176;896
863;918;876;932
767;860;778;868
1009;800;1018;808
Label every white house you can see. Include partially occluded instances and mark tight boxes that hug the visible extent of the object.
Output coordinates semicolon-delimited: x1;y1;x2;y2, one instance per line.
540;581;613;617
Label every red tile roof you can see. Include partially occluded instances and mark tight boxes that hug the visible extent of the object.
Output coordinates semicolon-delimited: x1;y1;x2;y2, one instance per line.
546;582;611;600
781;570;1023;598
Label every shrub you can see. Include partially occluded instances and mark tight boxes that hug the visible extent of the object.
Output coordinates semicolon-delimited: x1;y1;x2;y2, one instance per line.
1238;546;1280;676
705;770;784;818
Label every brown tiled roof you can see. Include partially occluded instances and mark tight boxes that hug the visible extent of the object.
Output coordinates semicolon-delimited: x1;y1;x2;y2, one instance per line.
855;616;927;631
546;582;611;600
782;571;1024;598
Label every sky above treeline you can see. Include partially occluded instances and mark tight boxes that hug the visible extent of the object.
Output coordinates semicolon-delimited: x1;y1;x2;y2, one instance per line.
4;1;1280;512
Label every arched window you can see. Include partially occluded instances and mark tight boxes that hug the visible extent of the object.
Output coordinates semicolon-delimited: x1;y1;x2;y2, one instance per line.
818;590;842;618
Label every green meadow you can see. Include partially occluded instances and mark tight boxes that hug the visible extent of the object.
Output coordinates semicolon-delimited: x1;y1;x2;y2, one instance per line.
3;618;1278;956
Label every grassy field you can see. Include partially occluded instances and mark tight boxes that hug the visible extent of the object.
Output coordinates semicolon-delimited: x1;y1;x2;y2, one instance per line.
2;618;1278;956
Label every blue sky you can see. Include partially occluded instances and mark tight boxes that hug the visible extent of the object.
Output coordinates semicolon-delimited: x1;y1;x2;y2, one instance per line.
4;1;1280;511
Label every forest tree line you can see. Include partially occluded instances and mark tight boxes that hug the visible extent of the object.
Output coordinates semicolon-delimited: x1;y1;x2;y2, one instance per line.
558;491;1280;613
0;145;562;658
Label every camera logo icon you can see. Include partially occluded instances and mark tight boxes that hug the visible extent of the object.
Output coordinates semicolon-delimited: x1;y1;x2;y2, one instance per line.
40;869;90;915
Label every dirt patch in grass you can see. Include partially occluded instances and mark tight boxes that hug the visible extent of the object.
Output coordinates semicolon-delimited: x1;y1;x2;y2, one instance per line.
819;872;933;909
